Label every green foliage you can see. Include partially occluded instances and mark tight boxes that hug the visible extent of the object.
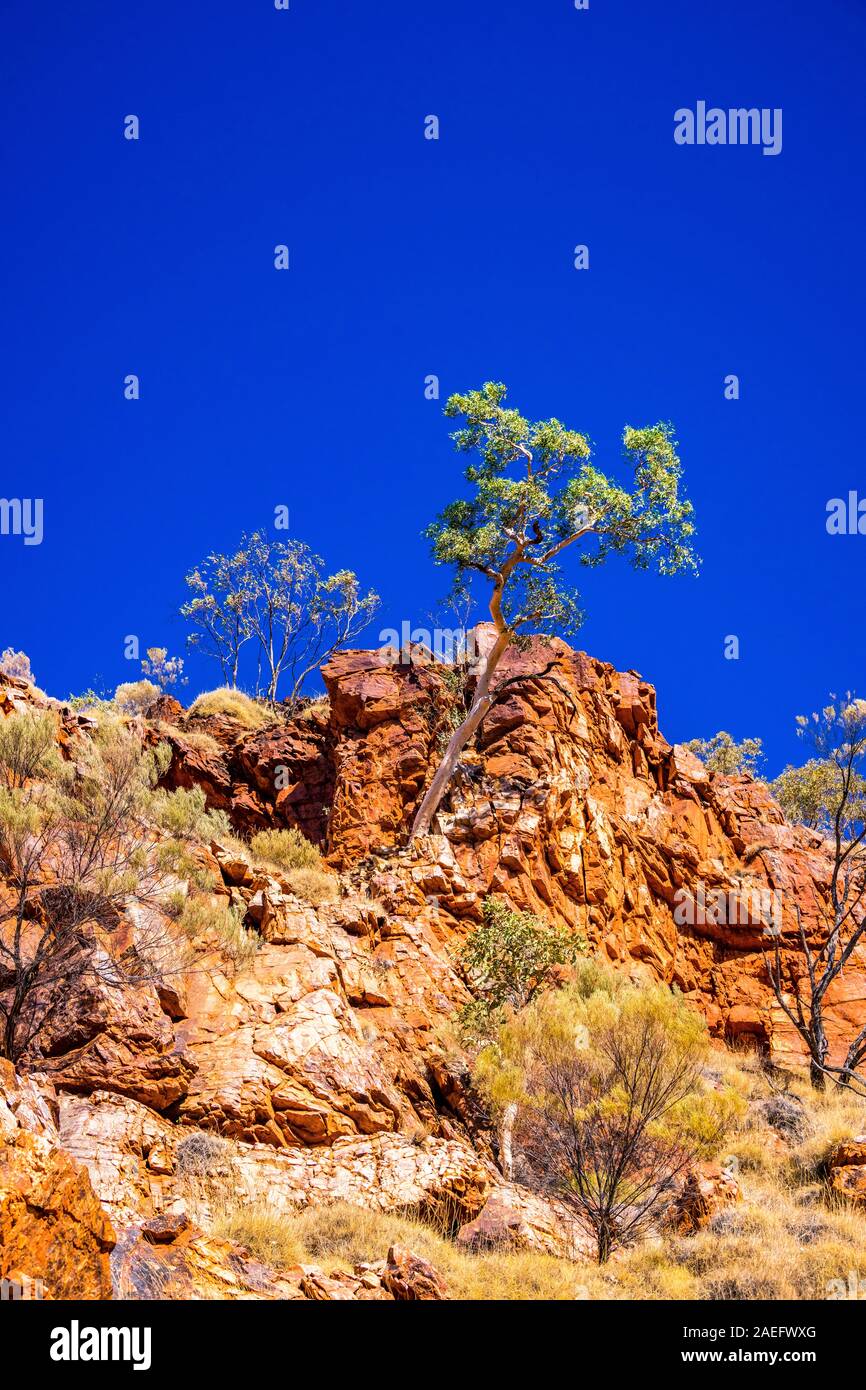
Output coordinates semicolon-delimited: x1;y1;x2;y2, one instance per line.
177;895;258;970
66;688;112;713
475;976;740;1260
456;896;585;1040
152;840;218;893
0;709;63;789
791;695;866;844
684;731;764;777
150;784;233;843
426;383;698;637
771;758;853;832
250;826;323;872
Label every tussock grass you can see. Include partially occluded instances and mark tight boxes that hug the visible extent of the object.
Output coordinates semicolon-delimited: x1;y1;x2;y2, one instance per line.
210;1199;588;1300
284;866;339;905
188;687;272;730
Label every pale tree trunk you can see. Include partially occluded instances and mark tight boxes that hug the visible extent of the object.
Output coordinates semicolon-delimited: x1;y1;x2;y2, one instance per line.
500;1101;518;1181
409;628;511;841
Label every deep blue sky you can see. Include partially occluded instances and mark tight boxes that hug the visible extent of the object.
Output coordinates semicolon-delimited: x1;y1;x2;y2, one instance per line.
2;0;864;775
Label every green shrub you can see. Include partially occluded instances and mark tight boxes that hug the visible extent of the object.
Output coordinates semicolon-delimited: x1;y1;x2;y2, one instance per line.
250;826;322;872
178;895;258;970
0;709;63;789
151;784;232;842
455;896;585;1041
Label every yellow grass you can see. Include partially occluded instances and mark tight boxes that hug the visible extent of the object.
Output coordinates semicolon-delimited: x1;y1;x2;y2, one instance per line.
188;687;272;730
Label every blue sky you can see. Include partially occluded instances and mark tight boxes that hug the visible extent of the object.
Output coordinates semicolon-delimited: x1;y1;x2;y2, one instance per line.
2;0;864;776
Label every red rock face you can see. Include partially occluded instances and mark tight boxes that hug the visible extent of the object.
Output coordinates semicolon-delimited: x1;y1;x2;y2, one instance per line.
4;641;866;1303
138;635;866;1072
0;1062;115;1299
315;634;866;1069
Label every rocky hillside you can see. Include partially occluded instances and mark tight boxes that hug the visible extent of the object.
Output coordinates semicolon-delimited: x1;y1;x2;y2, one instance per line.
1;637;864;1301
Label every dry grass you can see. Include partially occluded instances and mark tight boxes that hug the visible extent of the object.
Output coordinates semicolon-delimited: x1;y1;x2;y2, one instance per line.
284;866;339;905
210;1199;588;1299
297;697;330;722
188;687;272;730
178;895;259;970
155;721;222;756
207;1041;866;1301
248;828;339;904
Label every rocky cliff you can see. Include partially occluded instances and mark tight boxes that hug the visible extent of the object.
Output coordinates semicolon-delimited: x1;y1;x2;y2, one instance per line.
1;638;864;1300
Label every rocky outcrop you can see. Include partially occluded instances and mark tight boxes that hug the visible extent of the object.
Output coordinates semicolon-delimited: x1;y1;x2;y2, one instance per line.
826;1135;866;1207
0;1062;115;1299
667;1164;742;1235
3;635;865;1298
316;635;866;1071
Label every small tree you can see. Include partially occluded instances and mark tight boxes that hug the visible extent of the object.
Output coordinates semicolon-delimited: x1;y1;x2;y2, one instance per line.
683;731;764;777
181;543;256;688
457;897;585;1179
409;383;698;840
182;531;379;706
771;758;859;832
476;980;733;1261
141;647;187;692
0;712;179;1061
766;696;866;1090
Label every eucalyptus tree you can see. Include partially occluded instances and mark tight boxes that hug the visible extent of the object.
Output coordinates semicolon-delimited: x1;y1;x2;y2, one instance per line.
409;382;699;841
182;532;379;706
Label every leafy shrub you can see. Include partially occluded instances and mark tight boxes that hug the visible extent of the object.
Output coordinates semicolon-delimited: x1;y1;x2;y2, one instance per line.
0;709;63;789
114;679;160;716
771;758;860;833
188;687;271;730
683;731;763;777
250;826;323;872
475;978;741;1261
456;896;585;1041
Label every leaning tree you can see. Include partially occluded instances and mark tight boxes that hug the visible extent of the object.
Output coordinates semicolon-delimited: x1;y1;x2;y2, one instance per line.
408;382;699;841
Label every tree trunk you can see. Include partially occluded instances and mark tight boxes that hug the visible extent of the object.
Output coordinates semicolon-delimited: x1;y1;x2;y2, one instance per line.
596;1219;613;1264
809;1043;828;1091
500;1101;517;1181
409;630;511;842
